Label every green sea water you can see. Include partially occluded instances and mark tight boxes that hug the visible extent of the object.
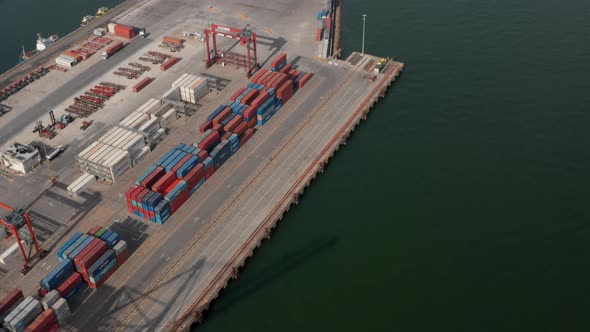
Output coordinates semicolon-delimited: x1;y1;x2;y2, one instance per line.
196;0;590;331
0;0;122;73
2;0;589;330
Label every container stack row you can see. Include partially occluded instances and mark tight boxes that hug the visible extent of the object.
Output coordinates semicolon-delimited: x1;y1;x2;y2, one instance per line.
171;74;209;104
125;54;314;224
0;226;129;331
75;97;178;182
125;141;214;224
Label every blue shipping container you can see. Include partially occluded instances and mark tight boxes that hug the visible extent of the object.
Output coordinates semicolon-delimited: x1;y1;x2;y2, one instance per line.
161;150;183;169
57;231;83;259
177;156;199;178
88;250;116;279
203;157;214;171
105;233;120;249
62;234;90;261
165;151;188;172
41;259;74;290
100;230;113;242
207;105;226;122
68;236;94;260
221;113;236;127
155;149;176;166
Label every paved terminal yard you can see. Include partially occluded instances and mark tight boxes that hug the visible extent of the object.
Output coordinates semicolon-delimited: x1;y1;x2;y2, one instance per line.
0;0;404;330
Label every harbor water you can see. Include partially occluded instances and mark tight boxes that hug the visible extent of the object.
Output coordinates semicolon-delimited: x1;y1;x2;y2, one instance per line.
0;0;589;331
0;0;122;73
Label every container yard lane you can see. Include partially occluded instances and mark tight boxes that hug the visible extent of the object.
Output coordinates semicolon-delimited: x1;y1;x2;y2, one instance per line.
61;58;401;331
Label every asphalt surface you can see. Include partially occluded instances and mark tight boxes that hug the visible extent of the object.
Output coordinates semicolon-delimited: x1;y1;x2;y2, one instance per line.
0;0;144;90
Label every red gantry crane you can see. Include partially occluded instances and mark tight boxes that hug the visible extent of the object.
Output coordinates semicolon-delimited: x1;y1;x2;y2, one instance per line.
0;202;47;275
204;24;259;77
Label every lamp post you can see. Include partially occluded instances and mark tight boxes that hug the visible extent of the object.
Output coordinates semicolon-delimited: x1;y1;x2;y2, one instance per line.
362;14;367;55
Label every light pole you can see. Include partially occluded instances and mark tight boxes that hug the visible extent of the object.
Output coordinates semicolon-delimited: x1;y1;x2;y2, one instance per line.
362;14;367;55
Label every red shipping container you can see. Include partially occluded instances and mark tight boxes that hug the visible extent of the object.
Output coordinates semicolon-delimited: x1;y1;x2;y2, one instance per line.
271;53;287;69
261;72;277;87
279;63;293;74
132;77;153;93
169;191;189;214
233;122;248;136
258;71;273;86
298;72;313;88
212;107;232;126
160;57;180;71
198;130;220;150
163;179;181;197
163;36;184;45
277;80;294;103
244;106;257;120
116;248;130;266
220;132;231;142
205;165;215;179
171;155;192;174
316;27;323;42
75;239;107;273
224;114;243;132
230;87;246;101
87;226;101;236
240;128;255;146
270;73;288;89
128;186;144;213
135;188;151;216
0;289;23;316
24;309;58;332
247;117;257;128
250;92;268;109
56;272;83;298
74;238;100;269
241;89;259;106
212;123;223;132
197;149;208;160
199;121;212;133
251;69;268;84
183;164;205;190
152;171;177;193
114;24;136;39
125;185;139;201
326;17;332;30
140;166;165;188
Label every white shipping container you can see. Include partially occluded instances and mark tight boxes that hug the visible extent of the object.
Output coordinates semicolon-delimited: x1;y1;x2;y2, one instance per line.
56;57;76;67
119;111;142;127
67;173;95;196
86;143;108;162
78;141;99;159
128;114;150;129
97;127;118;143
132;146;150;166
107;23;117;34
94;28;106;36
171;73;189;88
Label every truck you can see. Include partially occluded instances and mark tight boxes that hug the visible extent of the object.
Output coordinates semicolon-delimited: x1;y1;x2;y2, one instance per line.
102;41;125;60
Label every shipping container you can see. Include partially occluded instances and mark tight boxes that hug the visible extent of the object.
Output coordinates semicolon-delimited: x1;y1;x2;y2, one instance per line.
230;86;247;101
161;57;180;71
163;36;184;45
40;259;74;291
57;231;83;259
207;105;226;122
0;289;23;320
56;272;84;300
197;130;220;152
199;120;212;133
24;309;58;332
114;24;137;39
140;166;165;188
133;77;153;93
224;114;243;133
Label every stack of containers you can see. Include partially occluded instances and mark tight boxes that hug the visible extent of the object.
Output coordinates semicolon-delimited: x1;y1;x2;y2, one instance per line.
3;297;42;332
109;23;137;39
24;309;58;332
172;74;208;104
50;299;70;327
210;140;231;170
123;56;314;224
40;291;59;311
0;289;24;324
271;53;287;71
